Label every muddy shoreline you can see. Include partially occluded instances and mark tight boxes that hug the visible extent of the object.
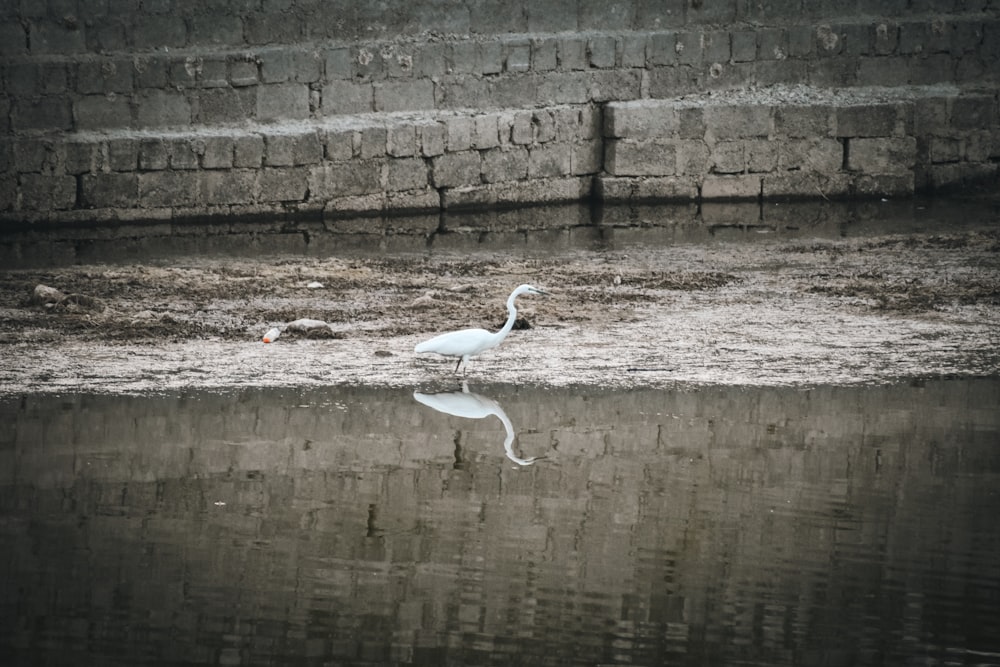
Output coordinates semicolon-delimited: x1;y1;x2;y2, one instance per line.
2;201;999;395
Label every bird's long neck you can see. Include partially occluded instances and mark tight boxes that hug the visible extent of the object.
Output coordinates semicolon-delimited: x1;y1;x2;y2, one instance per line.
489;291;519;346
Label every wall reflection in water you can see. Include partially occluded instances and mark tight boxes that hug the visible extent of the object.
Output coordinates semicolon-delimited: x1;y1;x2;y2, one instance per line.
1;380;999;666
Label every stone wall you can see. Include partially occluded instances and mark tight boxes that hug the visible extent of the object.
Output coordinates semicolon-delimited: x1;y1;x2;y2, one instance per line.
1;1;999;227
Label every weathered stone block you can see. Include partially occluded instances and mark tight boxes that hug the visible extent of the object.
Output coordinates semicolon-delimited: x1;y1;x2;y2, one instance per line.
606;140;676;176
532;37;558;71
558;36;588;70
202;136;234;169
12;139;53;173
259;167;309;202
704;105;772;140
480;41;505;75
229;58;259;87
0;174;15;211
188;13;243;47
0;21;27;56
135;90;190;128
386;124;417;157
928;136;962;164
234;135;265;168
413;42;447;79
506;43;531;72
198;58;229;88
81;173;139;208
320;80;372;115
265;131;323;166
702;174;761;199
193;88;255;125
473;115;500;149
913;97;950;135
319;128;355;161
168;139;200;169
675;140;711;175
420;123;446;157
711;141;744;174
74;95;132;131
387;157;429;191
19;173;76;210
107;138;138;171
13;96;72;131
746;139;779;172
260;48;296;83
481;146;529;183
619;34;647;68
775;105;834;137
432;151;481;188
675;30;704;66
65;142;100;174
256;83;310;121
571;141;602;175
847;137;916;174
951;95;996;131
139;139;169;170
359;126;387;159
595;176;698;202
445;116;475;151
322;47;351;80
31;19;86;54
510;112;533;145
588;35;616;68
647;32;677;66
536;71;590;105
780;138;843;172
385;189;440;213
731;30;757;63
132;56;166;89
374;80;435;112
77;59;134;94
528;143;572;178
604;101;679;139
203;170;256;205
139;171;201;208
836;104;899;137
312;160;382;197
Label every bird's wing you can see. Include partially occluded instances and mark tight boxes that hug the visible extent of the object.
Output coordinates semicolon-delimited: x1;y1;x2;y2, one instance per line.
415;328;493;356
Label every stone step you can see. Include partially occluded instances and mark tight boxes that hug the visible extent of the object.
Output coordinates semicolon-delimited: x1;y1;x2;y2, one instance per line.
599;84;1000;201
4;15;999;134
1;85;997;226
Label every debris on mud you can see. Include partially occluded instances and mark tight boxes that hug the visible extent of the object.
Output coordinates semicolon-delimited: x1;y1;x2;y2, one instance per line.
0;221;998;391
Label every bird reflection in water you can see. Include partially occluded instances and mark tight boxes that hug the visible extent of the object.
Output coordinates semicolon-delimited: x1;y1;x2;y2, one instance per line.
413;382;539;466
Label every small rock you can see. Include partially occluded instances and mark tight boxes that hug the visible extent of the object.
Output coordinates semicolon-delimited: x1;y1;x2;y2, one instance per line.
33;284;65;304
306;281;324;289
411;293;439;308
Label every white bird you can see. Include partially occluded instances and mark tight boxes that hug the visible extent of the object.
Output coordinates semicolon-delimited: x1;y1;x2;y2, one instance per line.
413;284;548;374
413;382;538;466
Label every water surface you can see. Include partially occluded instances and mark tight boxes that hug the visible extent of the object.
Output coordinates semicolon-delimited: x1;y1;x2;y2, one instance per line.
2;380;999;666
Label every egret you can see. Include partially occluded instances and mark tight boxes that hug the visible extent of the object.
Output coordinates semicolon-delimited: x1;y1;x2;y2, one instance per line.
413;382;539;466
413;284;548;374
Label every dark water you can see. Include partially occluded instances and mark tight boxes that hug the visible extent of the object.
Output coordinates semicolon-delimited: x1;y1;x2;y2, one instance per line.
1;380;999;666
3;197;997;269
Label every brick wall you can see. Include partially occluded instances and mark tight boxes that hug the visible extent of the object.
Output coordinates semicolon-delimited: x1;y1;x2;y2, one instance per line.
1;1;998;227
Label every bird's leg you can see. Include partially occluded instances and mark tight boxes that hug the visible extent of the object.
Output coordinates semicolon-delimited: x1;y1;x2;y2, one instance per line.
454;357;463;374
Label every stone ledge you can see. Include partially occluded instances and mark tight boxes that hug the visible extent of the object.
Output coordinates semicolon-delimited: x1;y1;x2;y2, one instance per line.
2;85;998;225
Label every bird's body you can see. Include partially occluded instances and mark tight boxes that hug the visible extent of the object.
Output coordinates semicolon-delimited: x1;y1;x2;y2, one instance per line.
414;284;548;374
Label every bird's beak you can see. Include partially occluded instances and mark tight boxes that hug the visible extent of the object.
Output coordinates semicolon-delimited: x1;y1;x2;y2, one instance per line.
533;288;550;296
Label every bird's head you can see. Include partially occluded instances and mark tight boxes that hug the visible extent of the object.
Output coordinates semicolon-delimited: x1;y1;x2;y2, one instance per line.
517;284;549;296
